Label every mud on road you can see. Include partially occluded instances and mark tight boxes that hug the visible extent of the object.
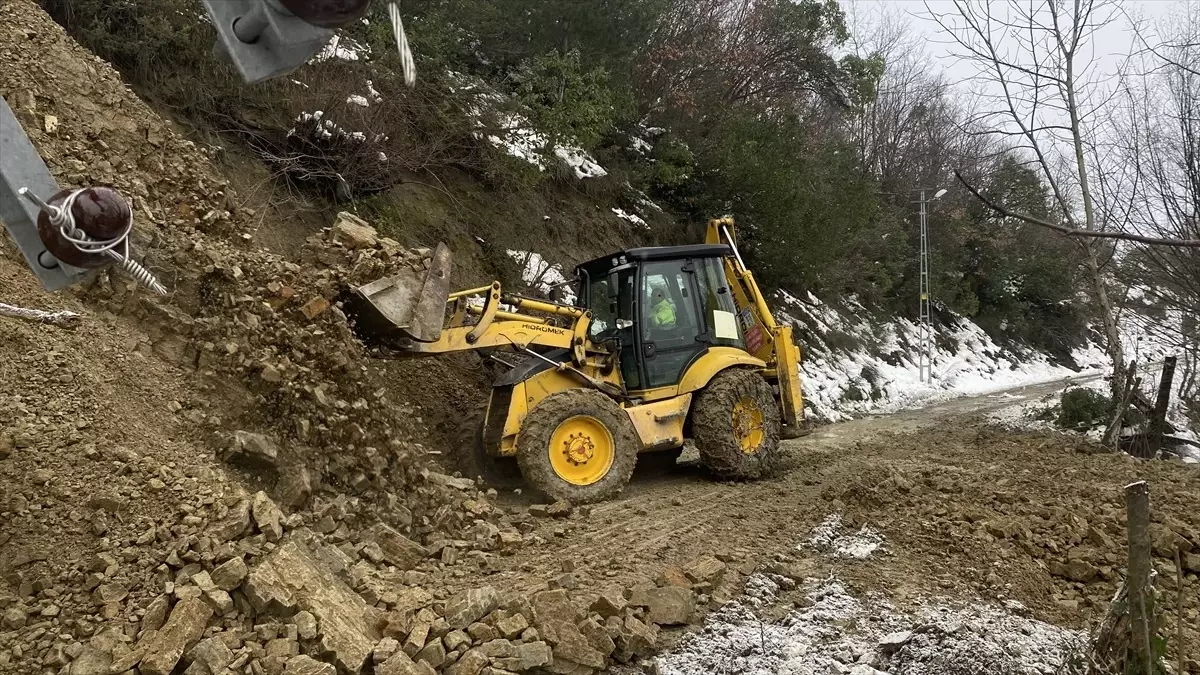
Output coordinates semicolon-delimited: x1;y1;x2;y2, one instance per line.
469;377;1200;662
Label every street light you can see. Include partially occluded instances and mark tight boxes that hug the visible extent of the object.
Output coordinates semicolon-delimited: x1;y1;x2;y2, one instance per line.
918;187;946;383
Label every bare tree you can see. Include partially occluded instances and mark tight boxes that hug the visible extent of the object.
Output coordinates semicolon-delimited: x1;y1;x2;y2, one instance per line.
847;4;960;191
931;0;1129;397
1106;3;1200;404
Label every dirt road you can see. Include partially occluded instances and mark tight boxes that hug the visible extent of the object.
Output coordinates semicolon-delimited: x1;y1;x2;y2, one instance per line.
469;374;1200;658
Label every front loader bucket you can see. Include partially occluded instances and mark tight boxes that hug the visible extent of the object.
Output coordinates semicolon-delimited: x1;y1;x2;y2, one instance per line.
345;242;452;343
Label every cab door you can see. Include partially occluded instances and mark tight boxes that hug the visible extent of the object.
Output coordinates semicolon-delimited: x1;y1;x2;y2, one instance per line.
636;259;708;389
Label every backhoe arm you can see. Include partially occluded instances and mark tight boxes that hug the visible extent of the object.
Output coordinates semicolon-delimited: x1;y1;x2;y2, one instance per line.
706;218;804;428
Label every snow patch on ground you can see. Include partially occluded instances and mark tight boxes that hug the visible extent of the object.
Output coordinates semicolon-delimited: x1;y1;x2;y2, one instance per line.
776;292;1107;423
612;207;649;230
313;35;366;62
803;515;885;560
657;576;1082;675
288;111;387;160
448;72;607;180
506;250;577;305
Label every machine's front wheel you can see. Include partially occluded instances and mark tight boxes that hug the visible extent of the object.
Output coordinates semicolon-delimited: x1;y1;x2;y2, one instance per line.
516;389;639;504
691;369;782;479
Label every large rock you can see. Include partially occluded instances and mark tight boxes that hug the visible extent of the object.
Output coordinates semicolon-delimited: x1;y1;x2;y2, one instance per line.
492;641;552;672
423;470;476;491
531;590;603;670
209;499;251;542
878;631;912;654
332;212;379;249
230;430;280;467
244;537;380;673
549;631;606;670
277;464;314;508
588;588;626;618
210;557;248;591
684;556;727;585
252;491;285;542
365;523;428;570
577;617;615;657
627;586;694;625
1065;559;1099;583
189;636;234;673
378;649;437;675
531;590;581;644
66;647;111;675
445;648;489;675
284;655;336;675
611;615;657;662
444;586;499;629
138;597;214;675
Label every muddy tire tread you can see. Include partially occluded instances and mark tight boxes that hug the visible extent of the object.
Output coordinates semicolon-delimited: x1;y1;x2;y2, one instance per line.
691;369;782;478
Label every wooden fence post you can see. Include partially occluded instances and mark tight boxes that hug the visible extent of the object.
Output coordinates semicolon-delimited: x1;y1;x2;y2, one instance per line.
1125;480;1154;673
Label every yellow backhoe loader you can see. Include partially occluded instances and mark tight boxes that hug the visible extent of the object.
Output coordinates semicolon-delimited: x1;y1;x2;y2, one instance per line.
344;218;804;503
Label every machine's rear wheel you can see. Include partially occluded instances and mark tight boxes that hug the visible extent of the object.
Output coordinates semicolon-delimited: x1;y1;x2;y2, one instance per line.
516;390;639;504
691;369;781;478
452;408;523;490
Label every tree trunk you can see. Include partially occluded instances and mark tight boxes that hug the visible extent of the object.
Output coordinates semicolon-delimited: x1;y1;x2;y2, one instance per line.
1085;245;1126;400
1061;38;1126;401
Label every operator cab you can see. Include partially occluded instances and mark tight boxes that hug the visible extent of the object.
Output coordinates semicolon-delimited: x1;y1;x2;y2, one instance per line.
575;245;745;391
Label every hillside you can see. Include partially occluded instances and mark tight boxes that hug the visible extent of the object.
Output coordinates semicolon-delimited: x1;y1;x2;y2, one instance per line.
1;2;1197;675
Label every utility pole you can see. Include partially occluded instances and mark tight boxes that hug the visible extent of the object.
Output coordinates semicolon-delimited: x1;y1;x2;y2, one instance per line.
879;187;946;383
919;189;932;383
916;188;946;383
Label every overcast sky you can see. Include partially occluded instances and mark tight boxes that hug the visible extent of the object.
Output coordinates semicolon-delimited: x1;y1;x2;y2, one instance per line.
847;0;1177;86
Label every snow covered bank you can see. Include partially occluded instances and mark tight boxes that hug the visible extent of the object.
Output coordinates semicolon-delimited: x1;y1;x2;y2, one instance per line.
656;574;1082;675
447;72;608;180
776;292;1107;422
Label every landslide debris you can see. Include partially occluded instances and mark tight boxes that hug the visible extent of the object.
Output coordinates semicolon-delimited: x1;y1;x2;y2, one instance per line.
0;4;732;674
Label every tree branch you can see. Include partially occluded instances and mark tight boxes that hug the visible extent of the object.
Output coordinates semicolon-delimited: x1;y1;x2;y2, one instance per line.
955;170;1200;247
0;302;82;329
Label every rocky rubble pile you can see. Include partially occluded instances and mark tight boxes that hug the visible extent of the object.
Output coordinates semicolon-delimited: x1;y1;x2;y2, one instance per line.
2;476;730;675
819;429;1200;660
0;3;648;672
1;0;464;506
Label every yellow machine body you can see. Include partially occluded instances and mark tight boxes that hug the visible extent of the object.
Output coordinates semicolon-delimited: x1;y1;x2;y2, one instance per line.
347;218;804;466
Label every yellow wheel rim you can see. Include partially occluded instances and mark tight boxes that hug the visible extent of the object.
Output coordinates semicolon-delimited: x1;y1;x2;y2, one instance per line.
548;415;615;486
732;397;765;455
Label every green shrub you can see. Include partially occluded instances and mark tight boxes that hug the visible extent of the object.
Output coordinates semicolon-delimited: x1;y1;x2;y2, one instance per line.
514;50;615;152
1057;388;1114;429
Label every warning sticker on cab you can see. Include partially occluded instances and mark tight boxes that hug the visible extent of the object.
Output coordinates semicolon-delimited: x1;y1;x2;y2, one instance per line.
745;325;765;353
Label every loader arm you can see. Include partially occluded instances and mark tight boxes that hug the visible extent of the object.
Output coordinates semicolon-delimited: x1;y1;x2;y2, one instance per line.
705;217;804;428
348;275;605;370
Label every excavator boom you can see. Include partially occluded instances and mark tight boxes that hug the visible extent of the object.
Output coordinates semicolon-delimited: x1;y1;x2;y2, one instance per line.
705;218;804;428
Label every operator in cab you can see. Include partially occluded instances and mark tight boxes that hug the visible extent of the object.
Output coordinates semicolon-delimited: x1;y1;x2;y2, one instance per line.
650;288;676;328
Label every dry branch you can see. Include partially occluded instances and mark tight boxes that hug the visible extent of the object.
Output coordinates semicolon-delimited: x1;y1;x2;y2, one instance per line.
0;301;82;329
955;171;1200;247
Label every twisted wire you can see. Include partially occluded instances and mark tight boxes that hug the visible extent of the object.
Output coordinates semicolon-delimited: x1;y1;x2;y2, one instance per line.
18;187;167;295
389;2;416;88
